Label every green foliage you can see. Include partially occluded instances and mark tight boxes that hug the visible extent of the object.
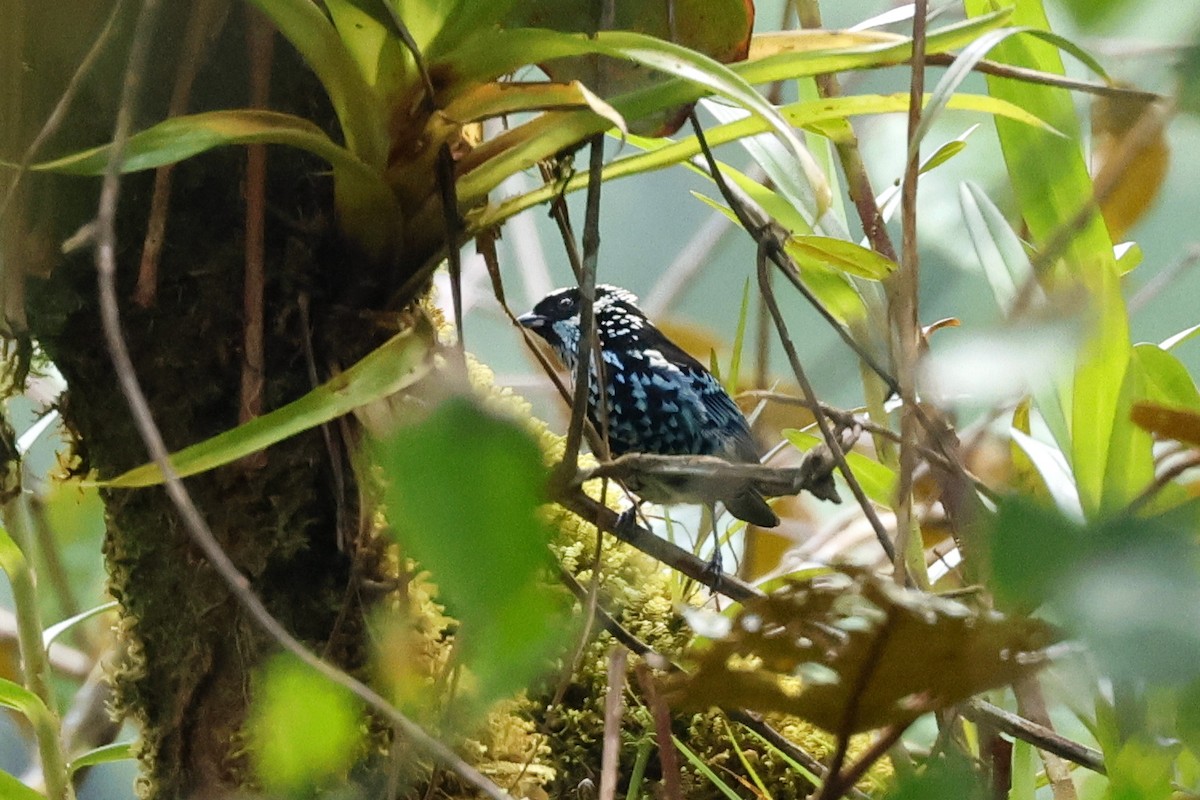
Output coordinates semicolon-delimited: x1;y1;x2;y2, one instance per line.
989;498;1200;685
373;396;573;717
249;654;365;794
884;753;986;800
10;0;1200;797
97;320;434;488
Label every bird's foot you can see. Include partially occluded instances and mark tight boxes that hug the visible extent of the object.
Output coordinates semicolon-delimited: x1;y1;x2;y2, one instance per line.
614;506;638;536
703;547;724;586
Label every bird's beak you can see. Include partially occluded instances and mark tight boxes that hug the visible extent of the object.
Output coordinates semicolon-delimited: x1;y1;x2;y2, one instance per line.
516;312;544;329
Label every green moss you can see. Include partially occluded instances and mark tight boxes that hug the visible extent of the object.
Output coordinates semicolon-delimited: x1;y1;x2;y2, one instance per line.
461;355;892;800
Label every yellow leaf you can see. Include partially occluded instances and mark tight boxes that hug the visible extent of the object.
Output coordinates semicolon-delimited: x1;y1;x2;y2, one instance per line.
1092;92;1169;240
1130;402;1200;448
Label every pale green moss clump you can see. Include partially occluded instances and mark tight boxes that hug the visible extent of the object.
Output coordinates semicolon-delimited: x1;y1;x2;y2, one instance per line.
455;355;894;798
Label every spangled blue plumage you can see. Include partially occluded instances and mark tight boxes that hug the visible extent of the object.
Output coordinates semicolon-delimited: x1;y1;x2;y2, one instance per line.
517;284;778;528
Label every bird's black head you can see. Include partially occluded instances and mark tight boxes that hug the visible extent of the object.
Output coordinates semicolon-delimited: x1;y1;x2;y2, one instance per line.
516;284;644;365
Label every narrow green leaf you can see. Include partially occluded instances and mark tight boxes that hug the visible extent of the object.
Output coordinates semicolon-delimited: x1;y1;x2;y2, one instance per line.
959;181;1033;312
1010;429;1083;517
920;124;980;174
443;80;627;132
0;676;49;721
908;25;1104;162
673;736;743;800
96;321;434;488
43;601;117;650
726;278;751;394
456;9;1020;216
324;0;407;98
449;28;833;212
467;91;1053;230
788;236;898;280
1162;322;1200;352
373;397;572;714
27;110;401;260
963;0;1151;516
0;769;46;800
413;0;520;61
743;727;823;787
1115;241;1143;275
692;192;866;324
784;429;896;506
1011;740;1038;800
67;742;135;775
1134;344;1200;410
244;0;387;167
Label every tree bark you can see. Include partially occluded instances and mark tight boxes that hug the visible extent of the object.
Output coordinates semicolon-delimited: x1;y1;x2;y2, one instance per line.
11;4;399;796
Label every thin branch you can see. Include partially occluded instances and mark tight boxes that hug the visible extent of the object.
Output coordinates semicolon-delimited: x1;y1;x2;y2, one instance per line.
577;451;841;504
599;646;628;800
1013;678;1080;800
633;663;683;800
239;7;272;466
921;53;1163;103
963;700;1105;775
1129;450;1200;514
794;0;898;263
558;135;609;481
538;159;586;284
133;0;227;308
684;111;897;562
555;562;844;798
556;487;759;603
557;486;1105;777
822;724;909;800
91;2;512;796
814;620;895;800
891;0;928;587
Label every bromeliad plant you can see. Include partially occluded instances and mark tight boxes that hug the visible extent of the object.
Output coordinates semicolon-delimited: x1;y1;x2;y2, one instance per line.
30;0;1044;276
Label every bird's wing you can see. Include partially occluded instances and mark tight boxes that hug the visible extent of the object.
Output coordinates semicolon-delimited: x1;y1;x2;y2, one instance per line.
648;335;761;462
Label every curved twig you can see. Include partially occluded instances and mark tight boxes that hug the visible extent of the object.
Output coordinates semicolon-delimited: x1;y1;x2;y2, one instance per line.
92;2;512;797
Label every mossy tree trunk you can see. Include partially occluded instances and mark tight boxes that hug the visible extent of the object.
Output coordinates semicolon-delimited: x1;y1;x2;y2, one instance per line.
8;4;426;796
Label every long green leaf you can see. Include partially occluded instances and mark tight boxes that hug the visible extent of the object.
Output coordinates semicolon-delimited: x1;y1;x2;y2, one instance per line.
959;180;1033;312
0;769;45;800
0;676;49;721
692;190;866;324
43;601;118;650
909;25;1105;162
96;321;434;488
964;0;1150;515
456;11;1014;212
244;0;388;167
26;110;401;261
672;735;744;800
443;80;627;132
467;91;1050;229
324;0;407;98
68;742;135;775
444;27;831;213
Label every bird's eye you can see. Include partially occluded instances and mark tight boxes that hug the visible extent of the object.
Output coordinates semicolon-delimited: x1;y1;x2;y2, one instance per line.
558;296;574;310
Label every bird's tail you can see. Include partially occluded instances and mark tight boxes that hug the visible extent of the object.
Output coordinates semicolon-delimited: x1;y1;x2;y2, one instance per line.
725;489;779;528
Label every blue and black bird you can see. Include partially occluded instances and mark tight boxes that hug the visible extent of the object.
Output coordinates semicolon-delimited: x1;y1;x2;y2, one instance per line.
517;284;780;529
